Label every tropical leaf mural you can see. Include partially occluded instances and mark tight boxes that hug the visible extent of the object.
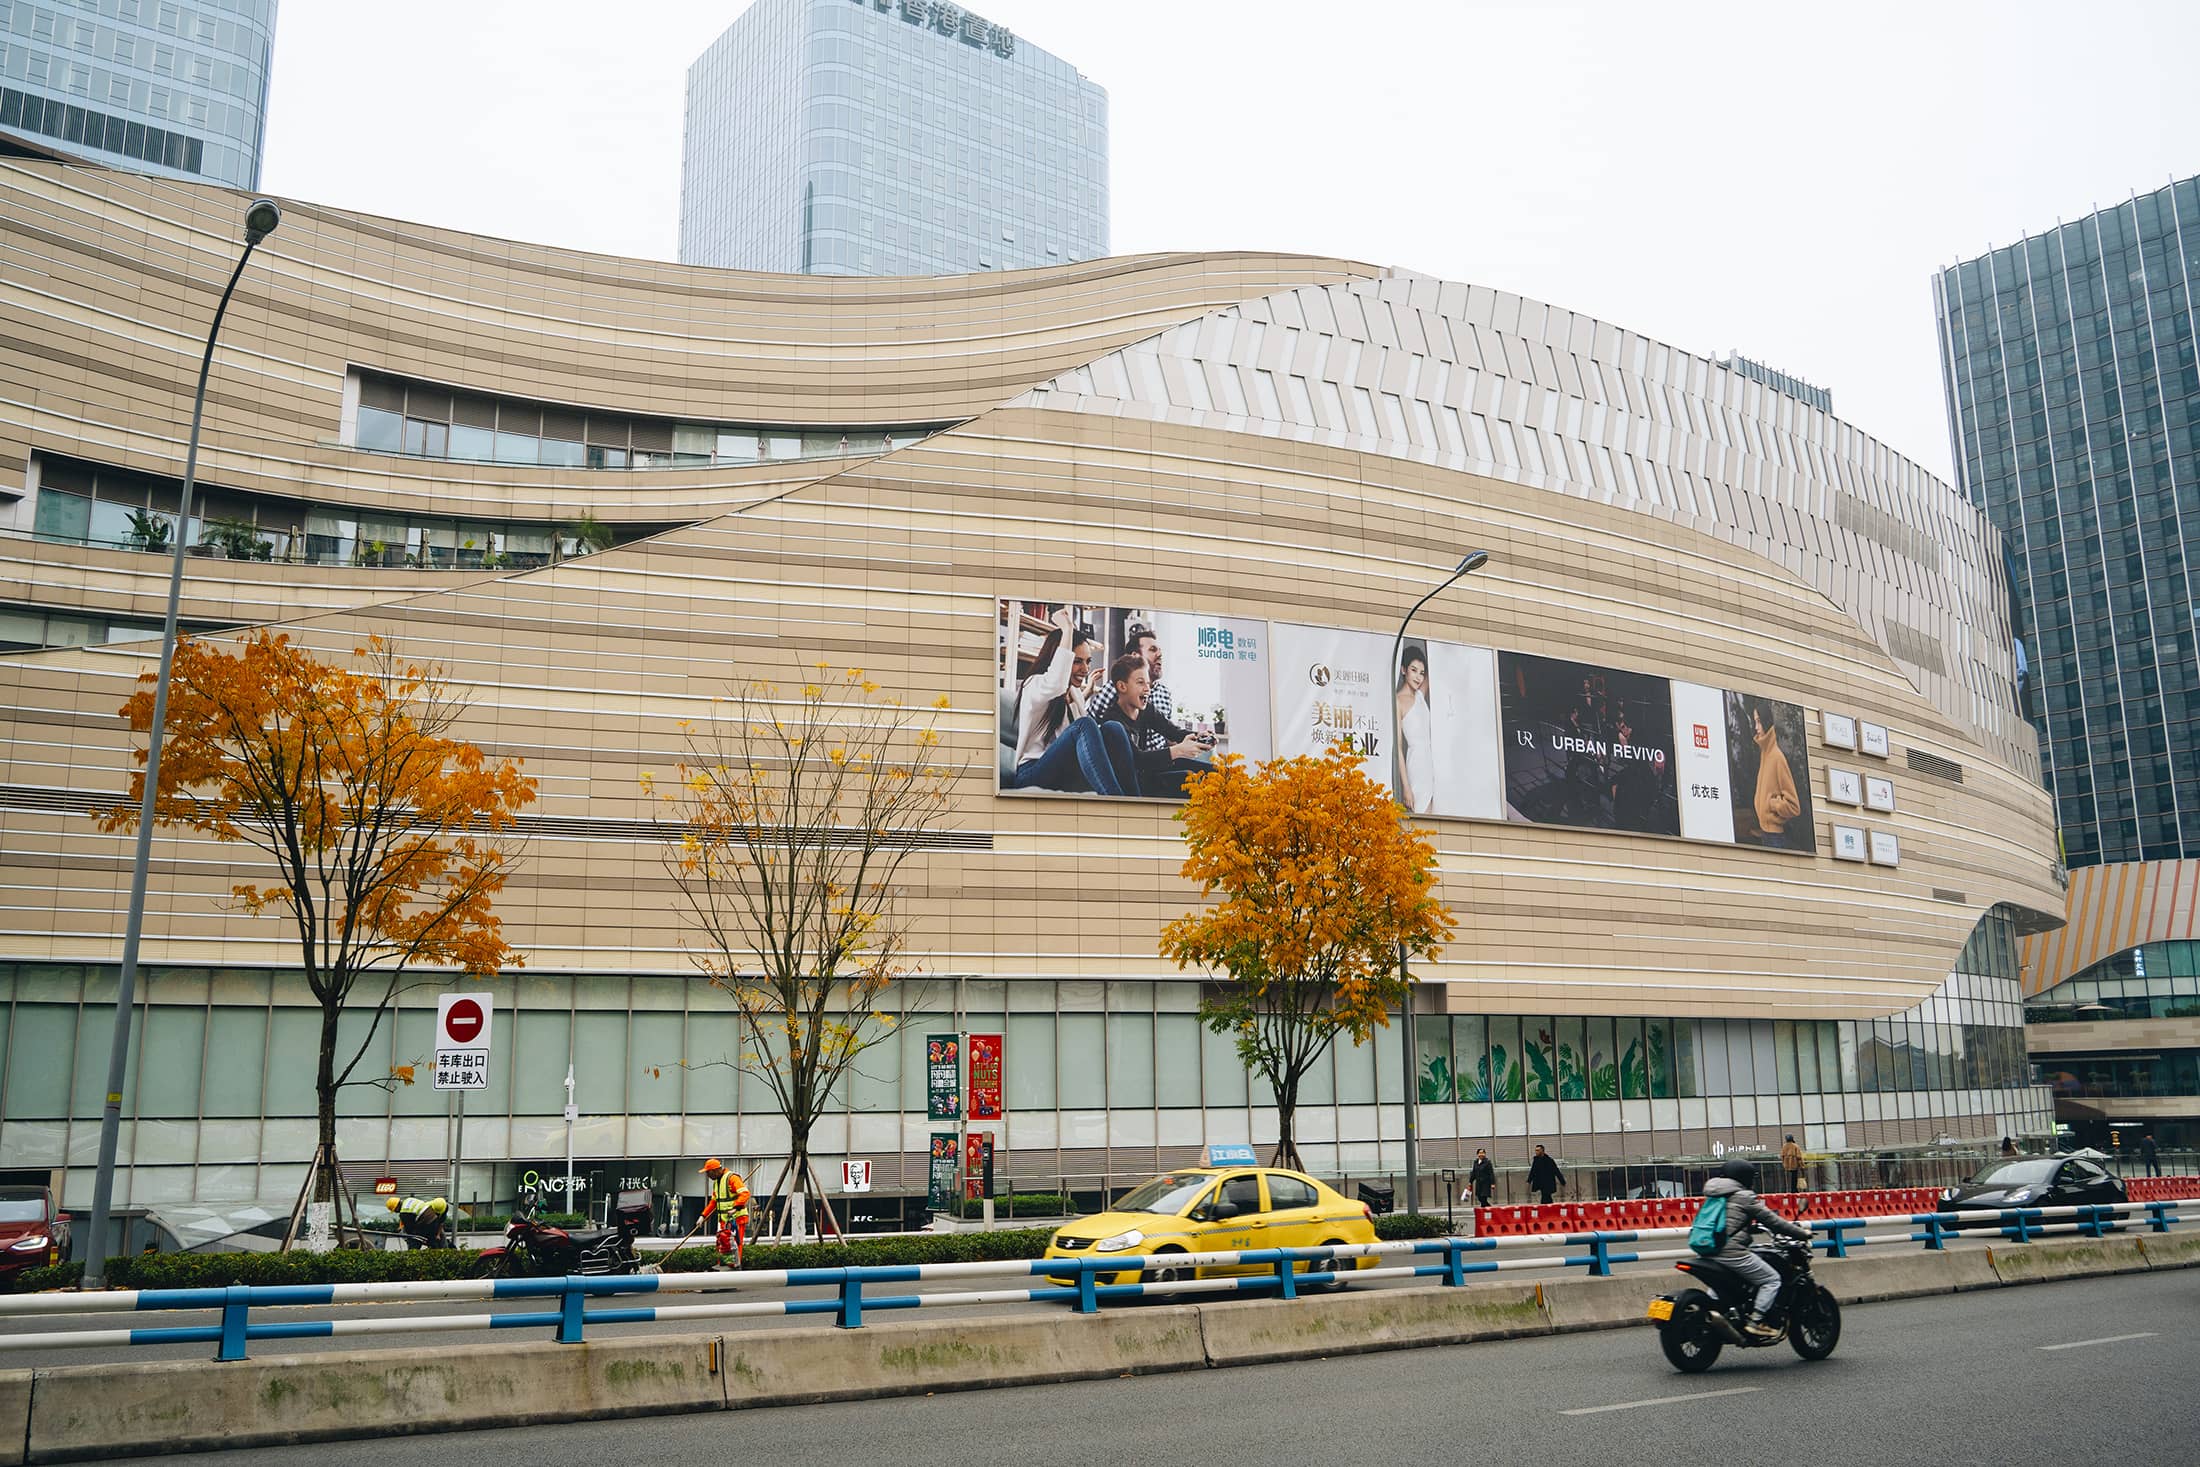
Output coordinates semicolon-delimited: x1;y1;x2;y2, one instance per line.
1419;1054;1454;1104
1556;1043;1586;1100
1620;1036;1648;1099
1524;1032;1556;1101
1589;1052;1619;1099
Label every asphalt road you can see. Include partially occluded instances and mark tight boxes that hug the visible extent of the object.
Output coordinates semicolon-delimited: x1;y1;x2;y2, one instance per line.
102;1268;2200;1467
1;1232;2022;1368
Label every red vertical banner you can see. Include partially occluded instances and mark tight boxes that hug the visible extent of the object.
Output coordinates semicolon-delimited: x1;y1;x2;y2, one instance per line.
968;1032;1004;1121
963;1131;993;1201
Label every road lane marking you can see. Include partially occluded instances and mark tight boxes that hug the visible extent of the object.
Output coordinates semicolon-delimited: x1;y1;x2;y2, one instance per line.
2038;1332;2157;1352
1562;1386;1760;1416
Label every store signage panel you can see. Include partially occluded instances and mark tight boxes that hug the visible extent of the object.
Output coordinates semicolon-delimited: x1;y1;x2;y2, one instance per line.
1865;776;1895;812
1859;721;1891;758
1868;830;1900;866
1832;825;1866;861
1827;768;1862;805
1822;712;1857;750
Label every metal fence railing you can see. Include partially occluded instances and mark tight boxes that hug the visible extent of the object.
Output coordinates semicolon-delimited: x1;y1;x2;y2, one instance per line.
0;1199;2182;1363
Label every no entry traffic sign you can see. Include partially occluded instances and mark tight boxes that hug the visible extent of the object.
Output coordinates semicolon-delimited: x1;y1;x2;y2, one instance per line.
436;992;493;1051
435;992;494;1092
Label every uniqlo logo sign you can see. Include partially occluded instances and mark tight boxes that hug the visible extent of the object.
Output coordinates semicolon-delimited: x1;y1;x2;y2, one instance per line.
1693;723;1710;750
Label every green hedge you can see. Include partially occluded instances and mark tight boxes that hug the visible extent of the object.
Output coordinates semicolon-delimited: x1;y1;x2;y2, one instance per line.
1373;1211;1457;1240
10;1248;481;1293
8;1229;1066;1293
944;1193;1073;1220
9;1216;1455;1294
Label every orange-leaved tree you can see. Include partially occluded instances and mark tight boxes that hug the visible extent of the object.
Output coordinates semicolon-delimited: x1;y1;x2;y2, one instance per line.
100;632;535;1213
1159;745;1454;1169
648;664;957;1241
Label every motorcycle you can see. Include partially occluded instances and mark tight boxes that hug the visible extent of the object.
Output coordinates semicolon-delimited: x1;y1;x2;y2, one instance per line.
471;1188;649;1279
1648;1232;1842;1372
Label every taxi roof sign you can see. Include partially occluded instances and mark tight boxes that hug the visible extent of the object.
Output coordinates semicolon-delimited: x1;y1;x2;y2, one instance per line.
1203;1144;1257;1166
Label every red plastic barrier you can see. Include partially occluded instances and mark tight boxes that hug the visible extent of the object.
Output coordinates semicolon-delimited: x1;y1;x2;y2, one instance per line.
1474;1184;1977;1239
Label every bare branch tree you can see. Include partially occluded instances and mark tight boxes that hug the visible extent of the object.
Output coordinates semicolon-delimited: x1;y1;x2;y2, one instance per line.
648;664;957;1239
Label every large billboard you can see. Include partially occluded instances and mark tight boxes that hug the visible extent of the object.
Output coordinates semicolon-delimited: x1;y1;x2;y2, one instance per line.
1498;652;1680;836
996;599;1267;800
997;595;1809;854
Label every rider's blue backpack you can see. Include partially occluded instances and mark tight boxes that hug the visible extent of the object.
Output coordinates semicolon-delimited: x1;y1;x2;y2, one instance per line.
1688;1193;1729;1257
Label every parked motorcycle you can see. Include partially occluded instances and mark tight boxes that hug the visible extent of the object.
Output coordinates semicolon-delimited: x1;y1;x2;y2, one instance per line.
1648;1233;1841;1371
471;1188;650;1279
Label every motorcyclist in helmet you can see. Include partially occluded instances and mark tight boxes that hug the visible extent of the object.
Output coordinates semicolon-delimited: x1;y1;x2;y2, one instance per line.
1702;1160;1811;1340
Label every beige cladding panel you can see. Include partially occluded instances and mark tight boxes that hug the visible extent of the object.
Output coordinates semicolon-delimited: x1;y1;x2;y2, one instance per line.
0;414;2058;1021
0;158;2059;1024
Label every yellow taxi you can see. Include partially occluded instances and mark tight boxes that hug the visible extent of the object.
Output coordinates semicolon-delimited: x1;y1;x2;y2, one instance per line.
1044;1165;1378;1286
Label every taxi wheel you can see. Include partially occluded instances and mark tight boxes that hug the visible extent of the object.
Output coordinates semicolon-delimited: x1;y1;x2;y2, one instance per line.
1146;1249;1191;1289
1308;1238;1354;1291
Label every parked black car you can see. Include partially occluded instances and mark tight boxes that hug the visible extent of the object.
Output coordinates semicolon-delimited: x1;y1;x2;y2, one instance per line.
1937;1155;2125;1228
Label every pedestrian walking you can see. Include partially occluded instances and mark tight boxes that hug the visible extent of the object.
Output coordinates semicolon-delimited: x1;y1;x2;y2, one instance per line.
1466;1149;1496;1208
1780;1135;1804;1194
2140;1131;2161;1178
1527;1144;1564;1205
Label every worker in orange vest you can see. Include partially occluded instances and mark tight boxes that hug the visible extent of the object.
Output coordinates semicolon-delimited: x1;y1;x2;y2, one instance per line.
700;1158;752;1269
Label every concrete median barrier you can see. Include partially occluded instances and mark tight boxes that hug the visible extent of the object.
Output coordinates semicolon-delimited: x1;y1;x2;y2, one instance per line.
1537;1271;1678;1332
22;1335;725;1462
1816;1248;1999;1302
1987;1235;2151;1285
2138;1231;2200;1269
1196;1282;1548;1365
721;1307;1207;1409
1;1369;28;1467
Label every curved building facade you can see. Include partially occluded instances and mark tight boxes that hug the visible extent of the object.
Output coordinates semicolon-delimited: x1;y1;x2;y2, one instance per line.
0;159;2062;1218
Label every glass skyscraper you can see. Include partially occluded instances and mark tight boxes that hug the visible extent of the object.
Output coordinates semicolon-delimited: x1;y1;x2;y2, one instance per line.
680;0;1107;275
0;0;276;190
1935;177;2200;869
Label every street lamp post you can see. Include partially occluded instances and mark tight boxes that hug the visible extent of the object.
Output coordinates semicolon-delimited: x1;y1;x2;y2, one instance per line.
1390;549;1490;1215
80;199;281;1289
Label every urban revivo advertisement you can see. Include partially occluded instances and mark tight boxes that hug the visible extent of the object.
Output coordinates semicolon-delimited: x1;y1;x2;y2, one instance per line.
925;1034;960;1121
967;1032;1004;1121
996;599;1268;800
1499;652;1679;836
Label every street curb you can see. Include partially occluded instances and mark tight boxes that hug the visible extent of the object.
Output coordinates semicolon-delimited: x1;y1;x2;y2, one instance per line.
12;1233;2189;1460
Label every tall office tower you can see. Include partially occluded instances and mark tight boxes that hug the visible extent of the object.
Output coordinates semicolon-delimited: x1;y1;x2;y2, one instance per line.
1935;177;2200;871
0;0;277;190
680;0;1107;275
1937;176;2200;1154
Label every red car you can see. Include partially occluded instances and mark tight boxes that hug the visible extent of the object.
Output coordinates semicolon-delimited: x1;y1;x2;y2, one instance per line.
0;1186;66;1282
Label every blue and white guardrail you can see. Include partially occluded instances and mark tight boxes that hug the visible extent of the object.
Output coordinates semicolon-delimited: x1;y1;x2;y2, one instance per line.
0;1198;2181;1361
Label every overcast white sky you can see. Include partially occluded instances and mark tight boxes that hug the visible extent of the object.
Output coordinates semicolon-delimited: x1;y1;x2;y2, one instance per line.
258;0;2200;483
